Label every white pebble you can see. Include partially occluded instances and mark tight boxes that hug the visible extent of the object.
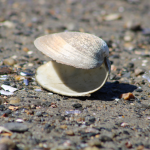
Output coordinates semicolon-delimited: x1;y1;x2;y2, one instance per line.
1;84;18;92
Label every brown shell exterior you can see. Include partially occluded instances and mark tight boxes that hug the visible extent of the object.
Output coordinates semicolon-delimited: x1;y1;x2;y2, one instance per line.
34;32;109;69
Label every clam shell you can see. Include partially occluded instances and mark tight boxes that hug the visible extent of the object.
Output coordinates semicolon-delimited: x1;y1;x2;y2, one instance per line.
34;32;109;69
36;60;109;96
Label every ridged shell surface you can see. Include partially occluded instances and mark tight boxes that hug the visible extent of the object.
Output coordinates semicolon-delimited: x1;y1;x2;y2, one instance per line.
34;32;109;69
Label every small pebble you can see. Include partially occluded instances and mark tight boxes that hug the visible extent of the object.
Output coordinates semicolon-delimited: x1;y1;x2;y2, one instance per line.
65;130;75;136
99;135;112;142
72;103;82;108
3;109;12;116
135;89;143;92
0;105;5;111
34;89;42;92
0;21;15;28
103;13;122;21
124;31;134;42
20;72;34;76
121;122;129;127
65;110;81;115
85;127;99;133
3;58;16;66
125;141;132;148
124;21;142;31
35;111;43;117
88;139;101;147
135;68;145;76
60;125;68;129
4;122;28;132
0;75;8;80
142;71;150;82
0;97;4;104
23;47;29;52
8;96;20;104
24;79;29;86
0;138;16;149
0;66;13;75
120;93;135;100
85;116;96;123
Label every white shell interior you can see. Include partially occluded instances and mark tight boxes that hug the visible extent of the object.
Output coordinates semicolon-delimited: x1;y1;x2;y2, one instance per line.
36;61;109;96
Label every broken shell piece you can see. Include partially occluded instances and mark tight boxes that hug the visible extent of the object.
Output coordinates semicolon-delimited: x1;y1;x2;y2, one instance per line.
34;32;110;96
1;84;18;93
120;92;135;100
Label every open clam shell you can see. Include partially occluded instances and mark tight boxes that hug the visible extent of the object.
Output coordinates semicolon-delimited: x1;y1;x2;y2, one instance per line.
34;32;110;96
36;60;109;96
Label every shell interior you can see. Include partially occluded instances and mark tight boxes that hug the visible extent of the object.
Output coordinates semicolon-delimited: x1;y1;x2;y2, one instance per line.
36;61;109;96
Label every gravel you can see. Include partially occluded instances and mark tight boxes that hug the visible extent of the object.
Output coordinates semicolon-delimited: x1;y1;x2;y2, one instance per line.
0;0;150;149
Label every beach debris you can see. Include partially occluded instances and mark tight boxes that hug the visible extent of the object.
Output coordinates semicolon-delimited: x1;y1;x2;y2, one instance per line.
1;84;18;93
65;110;81;115
20;72;34;76
0;21;15;28
121;122;129;127
0;75;8;80
0;126;13;136
103;13;122;21
142;71;150;82
3;57;16;66
120;92;135;100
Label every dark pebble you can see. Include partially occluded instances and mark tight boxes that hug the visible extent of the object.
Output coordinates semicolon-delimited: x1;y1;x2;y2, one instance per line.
141;96;146;100
141;80;146;84
31;138;40;145
35;111;43;117
135;89;143;92
72;103;82;108
4;122;28;132
0;66;13;75
55;115;65;121
44;123;51;129
114;81;120;84
56;99;60;101
63;97;68;100
3;81;10;85
85;116;96;123
100;135;113;142
42;101;51;107
3;109;12;115
0;105;5;111
127;62;134;68
130;24;142;31
44;124;55;133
